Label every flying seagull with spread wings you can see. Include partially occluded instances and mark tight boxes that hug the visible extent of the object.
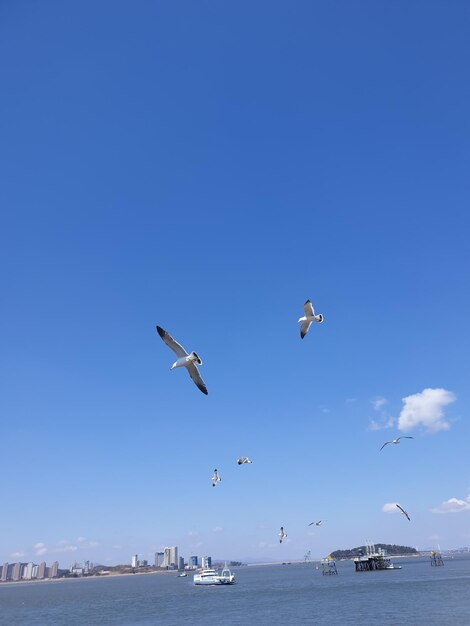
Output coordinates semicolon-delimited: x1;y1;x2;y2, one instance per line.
279;527;287;543
237;457;253;465
308;520;325;526
298;299;324;339
156;326;208;395
212;469;221;487
396;504;411;521
380;436;413;451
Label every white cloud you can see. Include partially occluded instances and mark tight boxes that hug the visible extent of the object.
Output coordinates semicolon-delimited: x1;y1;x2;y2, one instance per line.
368;416;395;431
372;396;388;411
55;544;78;553
34;542;48;556
212;526;223;533
382;503;399;514
76;537;100;548
11;551;24;558
431;495;470;514
34;539;94;556
397;388;455;433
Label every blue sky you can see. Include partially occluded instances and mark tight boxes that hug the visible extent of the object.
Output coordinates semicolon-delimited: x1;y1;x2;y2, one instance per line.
1;1;469;567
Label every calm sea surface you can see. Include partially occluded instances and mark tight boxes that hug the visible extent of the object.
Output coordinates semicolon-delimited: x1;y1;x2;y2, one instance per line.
1;557;470;625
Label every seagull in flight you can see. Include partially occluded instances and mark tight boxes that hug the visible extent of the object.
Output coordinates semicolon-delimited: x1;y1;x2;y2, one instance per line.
298;299;324;339
380;436;413;451
156;326;208;395
308;520;325;526
279;527;287;543
396;504;411;521
212;469;221;487
237;457;253;465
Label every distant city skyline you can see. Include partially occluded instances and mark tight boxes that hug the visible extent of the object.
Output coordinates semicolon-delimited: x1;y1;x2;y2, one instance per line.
0;560;59;583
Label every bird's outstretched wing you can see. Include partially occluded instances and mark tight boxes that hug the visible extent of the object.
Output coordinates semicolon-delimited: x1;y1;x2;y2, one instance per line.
304;300;315;317
380;441;391;451
300;321;312;339
156;326;187;357
396;504;410;521
397;437;414;441
187;362;208;395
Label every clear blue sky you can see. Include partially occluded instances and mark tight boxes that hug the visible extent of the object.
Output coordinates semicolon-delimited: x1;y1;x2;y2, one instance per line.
1;1;469;567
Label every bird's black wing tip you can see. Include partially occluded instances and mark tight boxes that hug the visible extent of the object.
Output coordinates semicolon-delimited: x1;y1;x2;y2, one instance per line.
305;299;311;304
156;325;165;338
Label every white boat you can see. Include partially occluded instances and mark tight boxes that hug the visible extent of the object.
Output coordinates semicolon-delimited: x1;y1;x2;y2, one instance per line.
178;572;188;577
193;563;235;586
385;564;402;570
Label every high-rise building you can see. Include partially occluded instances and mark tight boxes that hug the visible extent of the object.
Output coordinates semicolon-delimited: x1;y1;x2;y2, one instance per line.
178;556;184;570
12;562;22;581
201;556;212;569
131;555;138;568
155;552;164;567
190;556;198;568
1;562;8;582
37;562;47;580
163;546;178;568
49;561;59;578
163;548;171;567
23;562;34;580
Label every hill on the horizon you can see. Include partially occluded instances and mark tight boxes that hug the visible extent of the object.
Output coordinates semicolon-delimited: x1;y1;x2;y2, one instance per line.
330;544;418;559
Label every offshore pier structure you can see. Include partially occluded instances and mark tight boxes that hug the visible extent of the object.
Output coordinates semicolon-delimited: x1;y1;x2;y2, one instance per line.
353;541;398;572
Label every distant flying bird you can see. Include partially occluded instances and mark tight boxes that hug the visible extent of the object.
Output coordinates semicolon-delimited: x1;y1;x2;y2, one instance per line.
298;299;324;339
308;520;324;526
396;504;411;521
380;436;413;451
279;527;287;543
212;469;221;487
237;457;253;465
156;326;208;395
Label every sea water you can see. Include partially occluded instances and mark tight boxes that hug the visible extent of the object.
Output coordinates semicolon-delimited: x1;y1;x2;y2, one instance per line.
1;556;469;625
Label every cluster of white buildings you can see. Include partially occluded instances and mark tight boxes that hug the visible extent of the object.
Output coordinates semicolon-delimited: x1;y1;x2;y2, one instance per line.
131;548;212;571
0;560;59;582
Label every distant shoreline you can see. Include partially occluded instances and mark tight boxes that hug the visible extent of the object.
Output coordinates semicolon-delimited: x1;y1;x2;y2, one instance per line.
0;569;175;588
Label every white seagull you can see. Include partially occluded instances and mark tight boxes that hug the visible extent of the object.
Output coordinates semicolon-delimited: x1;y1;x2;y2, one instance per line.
212;469;221;487
298;299;324;339
308;520;325;526
156;326;208;395
396;503;411;521
237;457;253;465
380;436;413;451
279;527;287;543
